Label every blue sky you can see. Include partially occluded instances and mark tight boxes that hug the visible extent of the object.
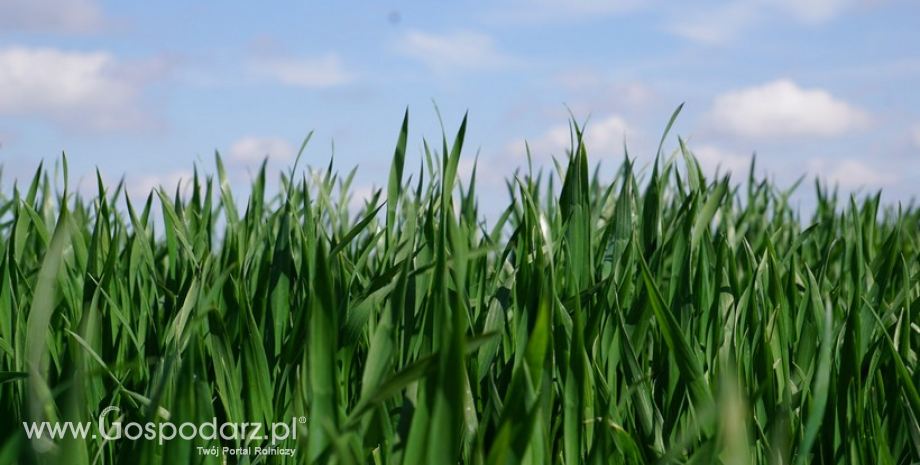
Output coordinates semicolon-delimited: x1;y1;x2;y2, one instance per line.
1;0;919;216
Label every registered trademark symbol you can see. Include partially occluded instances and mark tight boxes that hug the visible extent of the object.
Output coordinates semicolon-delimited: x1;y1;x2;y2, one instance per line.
299;417;307;424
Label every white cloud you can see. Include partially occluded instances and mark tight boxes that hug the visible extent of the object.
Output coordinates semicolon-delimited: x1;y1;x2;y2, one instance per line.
768;0;853;23
667;0;853;43
555;70;604;90
0;130;17;147
253;54;354;88
582;115;634;152
511;115;634;165
0;0;105;33
456;157;509;190
703;79;870;139
489;0;643;23
692;145;753;177
912;124;920;149
127;170;195;199
393;30;518;73
347;185;381;213
667;2;762;44
228;137;295;163
554;74;658;109
0;47;154;132
807;158;897;189
606;82;659;108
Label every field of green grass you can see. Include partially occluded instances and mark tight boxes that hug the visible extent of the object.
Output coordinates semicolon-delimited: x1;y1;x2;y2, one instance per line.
1;108;918;464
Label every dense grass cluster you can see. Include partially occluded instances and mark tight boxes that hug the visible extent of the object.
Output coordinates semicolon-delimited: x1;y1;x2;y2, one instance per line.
1;109;919;464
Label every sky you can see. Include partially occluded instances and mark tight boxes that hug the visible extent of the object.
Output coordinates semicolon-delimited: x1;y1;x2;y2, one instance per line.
1;0;919;219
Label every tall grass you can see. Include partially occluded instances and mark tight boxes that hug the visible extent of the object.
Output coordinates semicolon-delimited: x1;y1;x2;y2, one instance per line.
1;108;918;464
